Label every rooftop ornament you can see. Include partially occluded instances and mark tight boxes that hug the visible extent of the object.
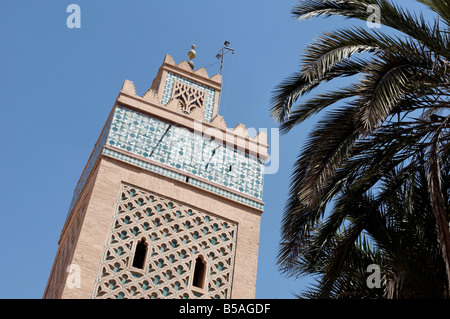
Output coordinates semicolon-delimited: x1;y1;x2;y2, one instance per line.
187;44;196;69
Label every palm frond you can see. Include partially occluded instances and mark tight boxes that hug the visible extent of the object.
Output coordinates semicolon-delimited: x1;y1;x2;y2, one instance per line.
276;0;450;298
279;84;359;134
292;0;450;58
270;58;368;123
417;0;450;25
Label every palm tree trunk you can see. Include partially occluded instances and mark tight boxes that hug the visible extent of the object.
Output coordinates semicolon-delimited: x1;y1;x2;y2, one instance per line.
428;134;450;296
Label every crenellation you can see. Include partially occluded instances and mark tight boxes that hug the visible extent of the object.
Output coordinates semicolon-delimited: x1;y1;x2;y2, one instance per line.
142;88;160;104
119;79;268;154
163;54;222;84
165;98;184;113
176;60;194;72
189;107;205;121
210;114;227;130
232;123;249;138
193;67;209;78
121;79;137;95
255;130;268;145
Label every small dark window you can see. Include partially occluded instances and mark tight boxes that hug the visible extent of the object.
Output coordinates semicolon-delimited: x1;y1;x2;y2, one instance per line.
192;256;206;289
229;165;233;172
132;239;148;269
185;176;190;183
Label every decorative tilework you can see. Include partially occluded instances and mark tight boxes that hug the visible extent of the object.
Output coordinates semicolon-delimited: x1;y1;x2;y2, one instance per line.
102;148;264;211
102;148;186;182
188;177;264;210
65;104;265;221
107;106;264;200
161;72;215;122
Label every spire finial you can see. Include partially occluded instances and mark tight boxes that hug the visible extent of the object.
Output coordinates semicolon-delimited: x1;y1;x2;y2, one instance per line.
187;44;196;69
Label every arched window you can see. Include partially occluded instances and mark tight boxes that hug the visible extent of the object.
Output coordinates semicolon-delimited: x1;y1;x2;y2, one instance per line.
192;255;206;289
132;238;148;269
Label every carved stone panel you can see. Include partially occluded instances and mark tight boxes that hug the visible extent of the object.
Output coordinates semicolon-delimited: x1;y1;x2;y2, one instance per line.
171;80;206;115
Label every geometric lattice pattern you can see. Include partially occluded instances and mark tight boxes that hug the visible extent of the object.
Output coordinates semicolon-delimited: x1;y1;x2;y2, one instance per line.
172;80;206;115
92;183;237;299
161;72;216;122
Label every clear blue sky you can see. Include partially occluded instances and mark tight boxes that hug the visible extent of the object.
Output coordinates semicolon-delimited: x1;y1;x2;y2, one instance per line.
0;0;426;299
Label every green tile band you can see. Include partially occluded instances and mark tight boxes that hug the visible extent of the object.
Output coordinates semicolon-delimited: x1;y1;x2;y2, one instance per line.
107;106;264;200
102;147;264;211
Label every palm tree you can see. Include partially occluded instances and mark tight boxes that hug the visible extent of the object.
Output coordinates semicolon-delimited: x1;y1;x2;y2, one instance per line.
287;155;449;298
271;0;450;295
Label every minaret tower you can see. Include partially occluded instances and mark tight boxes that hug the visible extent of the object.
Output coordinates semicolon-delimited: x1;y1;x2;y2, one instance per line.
43;46;268;299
